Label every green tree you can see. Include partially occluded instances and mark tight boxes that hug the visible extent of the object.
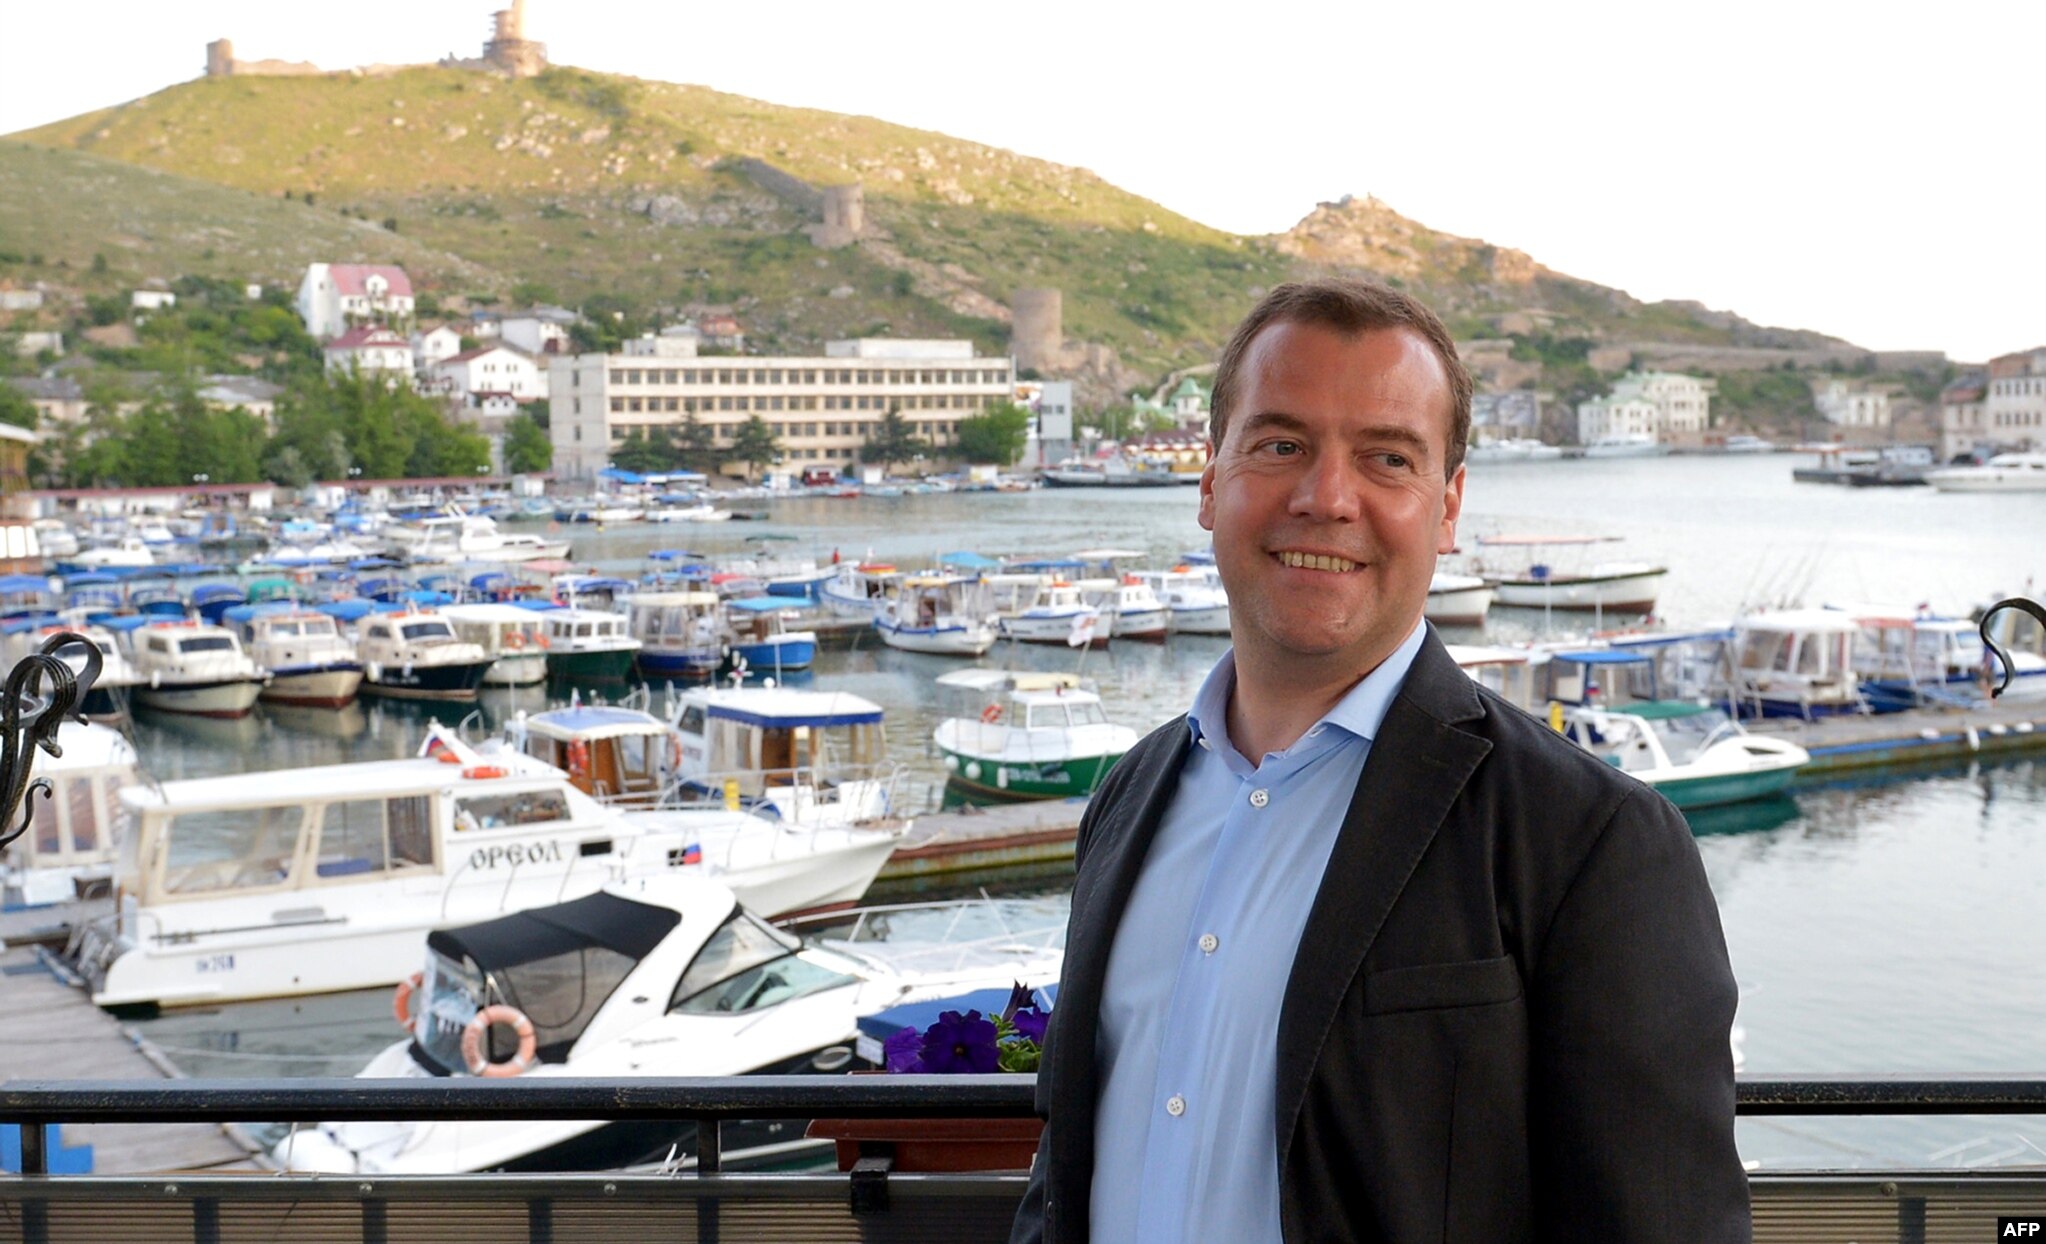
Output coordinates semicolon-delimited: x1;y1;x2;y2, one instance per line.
860;406;928;467
728;416;780;480
954;400;1032;466
673;414;723;475
611;427;668;474
0;385;36;432
504;413;552;474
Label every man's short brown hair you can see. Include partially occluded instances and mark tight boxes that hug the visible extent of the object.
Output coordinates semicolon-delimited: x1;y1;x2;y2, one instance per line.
1209;277;1472;477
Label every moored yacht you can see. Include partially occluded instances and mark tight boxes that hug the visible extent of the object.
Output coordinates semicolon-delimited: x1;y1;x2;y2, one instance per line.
539;608;642;684
666;685;904;830
2;722;139;911
998;579;1104;646
933;670;1139;801
1425;570;1494;627
1078;576;1168;642
722;597;818;673
628;591;725;680
1925;451;2046;492
226;605;365;708
1474;534;1667;616
1132;566;1231;635
127;621;266;717
875;575;998;656
1558;700;1808;810
440;603;549;687
819;561;906;620
356;609;495;700
1729;609;1866;719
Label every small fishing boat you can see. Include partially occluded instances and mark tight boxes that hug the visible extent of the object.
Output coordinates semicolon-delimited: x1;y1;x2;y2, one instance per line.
667;685;904;830
1558;700;1809;810
226;604;366;708
819;562;907;619
0;616;141;721
355;609;496;701
1132;566;1231;635
440;603;549;687
1425;570;1494;627
628;591;725;680
875;575;998;656
271;877;1066;1175
69;732;860;1009
127;620;267;717
1076;576;1168;642
1729;609;1866;719
1839;604;2046;710
933;670;1140;801
998;579;1105;646
1474;534;1667;616
722;597;818;673
1925;451;2046;493
538;608;642;684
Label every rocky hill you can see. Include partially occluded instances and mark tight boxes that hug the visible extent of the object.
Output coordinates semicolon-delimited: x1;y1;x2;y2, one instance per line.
7;65;1865;407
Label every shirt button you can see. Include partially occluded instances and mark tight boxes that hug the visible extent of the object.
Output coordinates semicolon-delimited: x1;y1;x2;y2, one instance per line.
1198;933;1219;955
1249;788;1269;808
1165;1094;1186;1117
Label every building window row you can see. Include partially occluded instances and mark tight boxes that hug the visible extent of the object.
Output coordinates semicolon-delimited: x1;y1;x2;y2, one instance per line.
608;394;994;416
605;366;1006;387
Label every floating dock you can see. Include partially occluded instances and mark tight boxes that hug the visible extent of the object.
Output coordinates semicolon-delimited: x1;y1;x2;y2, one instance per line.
0;946;264;1174
1748;696;2046;774
878;798;1088;880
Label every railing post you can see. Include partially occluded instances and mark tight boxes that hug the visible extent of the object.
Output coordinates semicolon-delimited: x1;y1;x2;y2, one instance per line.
698;1116;720;1244
528;1195;552;1244
22;1192;47;1244
362;1197;388;1244
20;1122;45;1176
193;1196;220;1244
1898;1195;1926;1244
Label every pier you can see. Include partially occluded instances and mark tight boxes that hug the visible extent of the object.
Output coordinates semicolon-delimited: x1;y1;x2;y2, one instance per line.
1748;695;2046;774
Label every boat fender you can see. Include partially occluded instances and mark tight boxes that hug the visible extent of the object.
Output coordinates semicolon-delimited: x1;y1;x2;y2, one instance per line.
980;704;1003;724
463;765;508;780
460;1004;537;1078
566;739;590;779
668;735;683;772
392;971;423;1030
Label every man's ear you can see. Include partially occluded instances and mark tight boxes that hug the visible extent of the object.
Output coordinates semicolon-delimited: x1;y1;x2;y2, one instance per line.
1437;464;1465;553
1197;459;1217;532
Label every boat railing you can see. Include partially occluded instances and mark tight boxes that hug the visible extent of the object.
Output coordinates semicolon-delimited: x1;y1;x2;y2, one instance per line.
651;762;915;832
3;1076;2044;1242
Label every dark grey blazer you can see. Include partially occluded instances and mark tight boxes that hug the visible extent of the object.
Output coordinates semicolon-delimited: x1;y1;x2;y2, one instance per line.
1012;629;1751;1243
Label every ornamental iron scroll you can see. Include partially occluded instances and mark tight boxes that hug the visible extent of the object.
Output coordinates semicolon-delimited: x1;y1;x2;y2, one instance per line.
0;631;102;851
1977;597;2046;700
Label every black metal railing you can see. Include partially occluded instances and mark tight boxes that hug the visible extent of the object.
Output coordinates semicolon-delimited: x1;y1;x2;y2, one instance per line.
3;1076;2045;1244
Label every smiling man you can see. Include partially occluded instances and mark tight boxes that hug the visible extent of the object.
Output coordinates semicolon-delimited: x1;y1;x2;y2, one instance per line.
1012;278;1749;1244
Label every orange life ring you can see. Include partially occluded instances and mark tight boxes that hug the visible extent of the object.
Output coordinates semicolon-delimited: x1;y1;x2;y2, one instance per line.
536;632;551;650
436;749;464;765
668;734;683;770
980;703;1003;724
566;739;590;778
505;631;525;650
392;971;423;1030
463;765;507;780
460;1004;537;1077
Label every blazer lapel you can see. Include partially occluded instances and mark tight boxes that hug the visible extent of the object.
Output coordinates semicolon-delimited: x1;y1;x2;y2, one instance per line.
1271;634;1492;1174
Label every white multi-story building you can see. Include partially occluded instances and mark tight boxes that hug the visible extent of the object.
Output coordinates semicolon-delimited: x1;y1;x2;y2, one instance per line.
476;306;577;357
322;326;415;381
1576;370;1712;444
1811;379;1891;429
295;263;415;341
412;324;465;369
1939;373;1989;461
425;344;544;403
549;337;1015;478
1984;346;2046;451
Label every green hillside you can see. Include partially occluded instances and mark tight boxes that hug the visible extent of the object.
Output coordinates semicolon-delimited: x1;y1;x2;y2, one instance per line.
7;65;1858;396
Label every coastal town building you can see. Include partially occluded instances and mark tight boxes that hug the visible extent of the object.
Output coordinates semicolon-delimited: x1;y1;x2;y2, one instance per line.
196;375;285;429
549;336;1015;478
130;290;176;313
412;324;466;369
1811;379;1892;429
1020;380;1076;468
0;288;46;312
1576;370;1712;444
1983;346;2046;451
0;422;39;573
474;307;576;357
322;326;415;381
1470;391;1541;444
5;376;87;428
295;263;415;341
11;332;62;358
1938;374;1988;461
424;344;544;403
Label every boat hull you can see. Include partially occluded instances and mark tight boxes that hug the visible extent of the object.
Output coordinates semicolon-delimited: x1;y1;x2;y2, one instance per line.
361;658;493;701
1164;605;1231;635
636;647;722;680
1104;609;1168;642
940;747;1125;800
1653;765;1799;811
875;620;997;656
1490;569;1665;613
728;634;817;672
132;677;265;718
1000;612;1105;646
545;648;640;684
1425;585;1494;627
260;664;365;708
481;651;549;687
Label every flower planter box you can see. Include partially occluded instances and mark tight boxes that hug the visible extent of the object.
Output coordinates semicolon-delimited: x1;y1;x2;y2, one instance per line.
804;1115;1044;1173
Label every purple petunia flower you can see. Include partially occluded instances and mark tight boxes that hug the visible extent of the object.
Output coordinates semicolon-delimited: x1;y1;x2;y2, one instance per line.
918;1009;1000;1074
883;1024;925;1073
1010;1005;1049;1045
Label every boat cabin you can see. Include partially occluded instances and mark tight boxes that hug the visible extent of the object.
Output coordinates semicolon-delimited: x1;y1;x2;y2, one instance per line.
514;706;675;805
3;723;138;906
1731;610;1865;718
668;687;887;796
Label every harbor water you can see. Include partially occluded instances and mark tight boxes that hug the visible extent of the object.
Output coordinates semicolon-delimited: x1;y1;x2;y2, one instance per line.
113;455;2046;1170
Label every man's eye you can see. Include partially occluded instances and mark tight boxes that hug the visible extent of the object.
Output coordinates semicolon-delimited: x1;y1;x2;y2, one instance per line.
1266;440;1301;456
1378;452;1410;469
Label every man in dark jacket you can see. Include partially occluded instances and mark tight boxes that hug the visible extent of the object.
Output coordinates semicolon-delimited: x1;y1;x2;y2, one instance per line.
1011;278;1749;1243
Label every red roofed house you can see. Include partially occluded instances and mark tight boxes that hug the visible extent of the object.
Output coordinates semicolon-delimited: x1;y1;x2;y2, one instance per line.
322;326;415;381
296;263;416;340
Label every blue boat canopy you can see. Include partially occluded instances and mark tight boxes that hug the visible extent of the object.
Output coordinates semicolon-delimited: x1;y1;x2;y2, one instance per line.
726;597;799;612
0;575;53;595
939;552;1002;570
703;701;883;730
62;572;121;587
1608;630;1734;648
96;615;153;633
598;468;647;484
221;602;300;624
647;549;707;562
559;576;635;592
1549;649;1655;665
314;599;379;622
0;612;61;635
190;584;247;605
510;599;563;612
1005;558;1087;572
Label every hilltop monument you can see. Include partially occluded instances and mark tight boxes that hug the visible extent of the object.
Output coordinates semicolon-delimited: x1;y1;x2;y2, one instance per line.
204;2;547;80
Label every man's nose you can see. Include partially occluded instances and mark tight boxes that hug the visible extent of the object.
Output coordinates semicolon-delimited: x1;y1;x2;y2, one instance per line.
1288;452;1362;522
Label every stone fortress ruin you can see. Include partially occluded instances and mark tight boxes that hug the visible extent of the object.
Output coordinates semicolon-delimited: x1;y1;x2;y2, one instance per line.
205;1;548;81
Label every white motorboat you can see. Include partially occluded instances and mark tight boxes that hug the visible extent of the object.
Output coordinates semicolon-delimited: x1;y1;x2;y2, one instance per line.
933;670;1140;801
2;722;138;911
128;621;266;718
539;608;642;684
1558;700;1808;810
875;575;998;656
271;876;1066;1174
819;562;908;620
1132;566;1231;635
1;616;141;721
1078;576;1168;642
1925;452;2046;493
69;733;861;1009
1425;570;1494;626
1836;604;2046;709
628;591;725;680
226;605;365;707
69;537;154;569
354;609;497;700
998;579;1105;646
1464;438;1564;463
32;520;78;559
1474;535;1667;616
495;532;574;559
665;685;906;831
1729;609;1866;719
387;507;555;564
1582;434;1671;458
441;603;549;687
646;504;732;523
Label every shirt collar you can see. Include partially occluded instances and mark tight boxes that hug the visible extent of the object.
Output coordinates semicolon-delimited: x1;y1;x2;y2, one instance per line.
1187;619;1429;755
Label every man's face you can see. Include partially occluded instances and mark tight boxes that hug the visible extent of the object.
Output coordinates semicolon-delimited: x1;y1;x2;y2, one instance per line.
1198;321;1465;674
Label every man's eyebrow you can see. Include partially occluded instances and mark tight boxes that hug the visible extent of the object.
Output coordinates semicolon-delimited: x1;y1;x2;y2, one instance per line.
1237;411;1433;454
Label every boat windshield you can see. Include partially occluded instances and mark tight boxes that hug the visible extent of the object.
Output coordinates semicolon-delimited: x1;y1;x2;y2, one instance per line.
1644;707;1734;766
158;805;305;895
401;621;455;642
177;636;235;653
668;911;856;1015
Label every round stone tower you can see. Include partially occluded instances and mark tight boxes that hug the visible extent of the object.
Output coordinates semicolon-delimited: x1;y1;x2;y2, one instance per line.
1011;288;1062;374
206;39;236;77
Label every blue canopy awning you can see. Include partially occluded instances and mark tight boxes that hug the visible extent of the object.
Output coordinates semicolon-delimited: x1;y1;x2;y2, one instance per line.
1549;649;1655;665
599;468;647;484
939;552;1002;570
727;597;798;612
0;575;53;595
704;701;883;730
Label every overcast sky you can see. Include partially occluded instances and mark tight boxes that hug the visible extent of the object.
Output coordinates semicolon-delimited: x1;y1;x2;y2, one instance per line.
4;1;2037;361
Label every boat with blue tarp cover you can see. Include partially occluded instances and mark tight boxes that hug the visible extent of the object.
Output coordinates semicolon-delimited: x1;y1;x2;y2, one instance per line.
723;597;818;673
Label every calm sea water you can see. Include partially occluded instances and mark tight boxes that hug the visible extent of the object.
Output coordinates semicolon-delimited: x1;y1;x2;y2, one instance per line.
124;455;2046;1169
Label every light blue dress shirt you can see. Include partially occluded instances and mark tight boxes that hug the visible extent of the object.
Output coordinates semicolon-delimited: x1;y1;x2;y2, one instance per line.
1088;620;1427;1244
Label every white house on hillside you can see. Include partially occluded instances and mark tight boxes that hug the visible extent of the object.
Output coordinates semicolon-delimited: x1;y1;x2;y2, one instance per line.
477;306;577;357
322;326;415;381
1811;379;1891;429
1577;370;1713;444
412;324;465;369
296;263;415;340
425;344;543;402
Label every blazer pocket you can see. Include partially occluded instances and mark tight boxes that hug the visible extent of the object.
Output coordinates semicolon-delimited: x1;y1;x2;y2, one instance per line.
1361;955;1523;1015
